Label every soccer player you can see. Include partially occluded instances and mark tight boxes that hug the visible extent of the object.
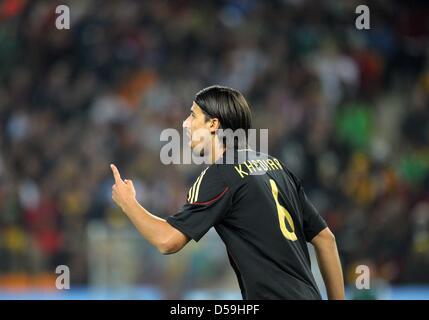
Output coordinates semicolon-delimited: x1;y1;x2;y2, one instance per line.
110;85;345;300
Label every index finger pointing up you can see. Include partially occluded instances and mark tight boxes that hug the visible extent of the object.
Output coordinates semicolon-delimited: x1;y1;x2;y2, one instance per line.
110;164;122;183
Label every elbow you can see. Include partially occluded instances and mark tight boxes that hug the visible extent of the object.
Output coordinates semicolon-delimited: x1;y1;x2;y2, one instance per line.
156;225;189;255
157;241;175;255
157;239;182;255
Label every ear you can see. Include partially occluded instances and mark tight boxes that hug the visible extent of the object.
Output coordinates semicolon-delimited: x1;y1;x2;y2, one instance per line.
209;118;221;133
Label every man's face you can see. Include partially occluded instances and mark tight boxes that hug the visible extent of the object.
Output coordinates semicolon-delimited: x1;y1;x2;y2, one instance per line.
183;102;213;156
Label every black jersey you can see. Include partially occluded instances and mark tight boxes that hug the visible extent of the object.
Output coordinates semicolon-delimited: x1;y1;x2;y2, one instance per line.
167;149;327;300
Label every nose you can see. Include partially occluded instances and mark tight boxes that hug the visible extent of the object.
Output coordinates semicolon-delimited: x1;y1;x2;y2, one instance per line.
183;115;191;128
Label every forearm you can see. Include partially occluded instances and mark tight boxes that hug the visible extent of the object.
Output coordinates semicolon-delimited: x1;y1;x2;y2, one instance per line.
110;164;188;254
314;237;345;300
121;199;171;251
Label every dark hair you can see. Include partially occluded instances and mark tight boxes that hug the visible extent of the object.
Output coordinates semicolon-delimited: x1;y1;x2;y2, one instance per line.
195;85;253;150
194;85;252;133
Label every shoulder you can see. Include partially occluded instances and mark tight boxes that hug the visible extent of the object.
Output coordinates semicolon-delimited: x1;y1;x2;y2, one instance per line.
186;165;229;205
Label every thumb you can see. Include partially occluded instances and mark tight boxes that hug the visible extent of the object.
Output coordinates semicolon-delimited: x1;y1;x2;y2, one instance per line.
124;179;134;187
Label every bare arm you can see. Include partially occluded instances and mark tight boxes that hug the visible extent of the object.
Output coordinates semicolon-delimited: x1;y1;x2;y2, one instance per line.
124;200;189;254
110;164;189;254
311;227;345;300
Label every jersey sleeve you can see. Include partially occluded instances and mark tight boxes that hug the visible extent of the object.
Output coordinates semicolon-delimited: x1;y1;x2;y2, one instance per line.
298;184;327;242
166;166;232;242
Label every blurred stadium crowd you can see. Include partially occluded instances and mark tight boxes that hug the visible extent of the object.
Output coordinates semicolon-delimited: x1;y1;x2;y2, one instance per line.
0;0;428;296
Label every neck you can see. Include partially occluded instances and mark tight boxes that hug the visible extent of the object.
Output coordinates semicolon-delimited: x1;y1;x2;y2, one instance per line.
209;136;225;164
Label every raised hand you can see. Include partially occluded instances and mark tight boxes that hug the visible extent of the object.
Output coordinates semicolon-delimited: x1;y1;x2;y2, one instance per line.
111;163;137;212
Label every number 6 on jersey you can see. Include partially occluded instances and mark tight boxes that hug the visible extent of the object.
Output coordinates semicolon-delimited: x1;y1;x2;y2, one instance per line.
270;179;298;241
